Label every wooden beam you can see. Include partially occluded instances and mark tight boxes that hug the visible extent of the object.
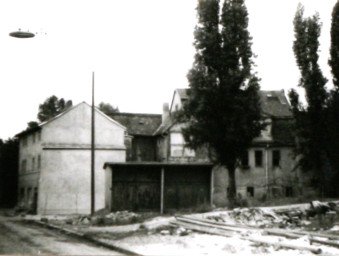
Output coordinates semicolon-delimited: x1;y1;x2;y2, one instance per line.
176;216;249;233
177;216;259;230
160;167;164;214
173;220;322;254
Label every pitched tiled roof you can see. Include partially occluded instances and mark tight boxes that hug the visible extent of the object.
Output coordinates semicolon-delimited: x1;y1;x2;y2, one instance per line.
258;90;292;117
158;89;293;136
153;115;175;136
109;113;162;136
176;88;189;100
175;89;292;117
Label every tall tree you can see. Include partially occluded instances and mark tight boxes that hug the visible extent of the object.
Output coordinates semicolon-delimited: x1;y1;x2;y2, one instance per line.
37;95;73;122
0;138;19;207
329;1;339;89
98;102;119;115
326;1;339;196
180;0;263;203
289;5;331;195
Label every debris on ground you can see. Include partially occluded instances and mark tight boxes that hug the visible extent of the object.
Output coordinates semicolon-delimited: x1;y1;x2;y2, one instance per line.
205;201;339;229
81;211;141;226
207;207;291;228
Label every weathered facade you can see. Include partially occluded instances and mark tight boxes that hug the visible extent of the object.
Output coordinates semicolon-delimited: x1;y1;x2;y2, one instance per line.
109;113;162;162
153;89;303;204
16;102;126;214
104;162;213;213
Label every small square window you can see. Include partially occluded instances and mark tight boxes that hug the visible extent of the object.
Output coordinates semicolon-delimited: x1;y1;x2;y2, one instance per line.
285;186;293;197
247;187;254;197
255;150;263;167
38;155;41;170
21;159;27;172
32;157;35;171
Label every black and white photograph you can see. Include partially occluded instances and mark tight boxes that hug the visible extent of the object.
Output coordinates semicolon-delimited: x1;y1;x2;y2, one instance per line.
0;0;339;255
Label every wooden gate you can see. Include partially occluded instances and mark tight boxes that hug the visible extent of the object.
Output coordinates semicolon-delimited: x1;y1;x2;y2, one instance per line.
164;166;210;209
112;166;160;211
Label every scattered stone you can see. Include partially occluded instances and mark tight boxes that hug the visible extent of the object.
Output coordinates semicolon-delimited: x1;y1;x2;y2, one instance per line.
79;216;91;224
176;227;190;236
160;230;170;235
90;210;142;226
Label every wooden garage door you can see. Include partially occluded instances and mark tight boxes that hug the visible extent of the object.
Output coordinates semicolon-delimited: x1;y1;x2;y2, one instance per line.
164;167;210;209
112;167;160;211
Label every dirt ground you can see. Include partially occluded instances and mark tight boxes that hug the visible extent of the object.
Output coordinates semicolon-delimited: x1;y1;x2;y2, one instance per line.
17;200;339;255
0;215;123;255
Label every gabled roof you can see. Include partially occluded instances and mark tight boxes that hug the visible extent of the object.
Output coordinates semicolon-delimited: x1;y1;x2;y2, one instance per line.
108;112;162;136
169;88;189;113
153;115;175;136
176;88;189;100
16;102;126;138
259;90;292;117
158;88;293;136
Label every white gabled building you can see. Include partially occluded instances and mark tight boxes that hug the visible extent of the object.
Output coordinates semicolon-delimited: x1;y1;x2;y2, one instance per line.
16;102;126;214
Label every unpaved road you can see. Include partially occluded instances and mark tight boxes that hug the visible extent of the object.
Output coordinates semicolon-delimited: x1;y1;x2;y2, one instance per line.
0;215;123;255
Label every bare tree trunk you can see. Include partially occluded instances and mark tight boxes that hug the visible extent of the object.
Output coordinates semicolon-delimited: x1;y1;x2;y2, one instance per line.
227;165;237;208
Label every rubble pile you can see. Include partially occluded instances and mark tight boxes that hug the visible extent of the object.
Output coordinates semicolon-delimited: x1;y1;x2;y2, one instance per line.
62;211;143;226
206;201;339;229
91;211;142;226
207;208;292;228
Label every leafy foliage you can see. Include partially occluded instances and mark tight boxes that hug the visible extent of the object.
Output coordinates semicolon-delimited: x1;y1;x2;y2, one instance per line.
289;5;334;195
37;95;73;122
329;1;339;89
98;102;119;115
180;0;263;201
325;1;339;196
0;138;19;207
27;121;39;130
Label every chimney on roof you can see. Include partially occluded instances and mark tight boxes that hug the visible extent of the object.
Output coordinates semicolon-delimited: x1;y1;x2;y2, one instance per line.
162;103;169;123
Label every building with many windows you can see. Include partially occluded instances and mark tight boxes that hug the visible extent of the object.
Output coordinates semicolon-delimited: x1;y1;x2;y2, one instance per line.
152;89;303;204
16;89;307;214
16;102;126;214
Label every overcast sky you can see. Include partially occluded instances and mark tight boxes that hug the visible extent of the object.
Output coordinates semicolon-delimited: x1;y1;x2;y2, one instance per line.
0;0;337;139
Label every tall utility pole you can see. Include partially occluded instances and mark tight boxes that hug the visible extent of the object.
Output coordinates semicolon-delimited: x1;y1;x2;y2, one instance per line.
91;72;95;215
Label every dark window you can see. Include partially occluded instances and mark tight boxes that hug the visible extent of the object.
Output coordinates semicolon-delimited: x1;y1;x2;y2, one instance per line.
241;151;249;167
255;150;263;167
38;155;41;170
21;159;27;172
32;157;35;171
285;186;293;197
273;150;280;167
247;187;254;197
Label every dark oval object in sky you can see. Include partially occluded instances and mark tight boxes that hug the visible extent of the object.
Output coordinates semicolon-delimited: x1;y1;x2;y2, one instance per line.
9;31;35;38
